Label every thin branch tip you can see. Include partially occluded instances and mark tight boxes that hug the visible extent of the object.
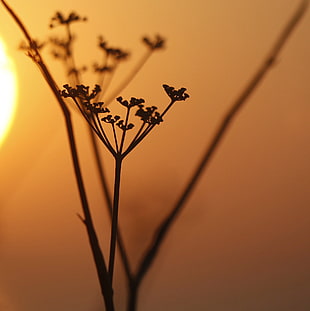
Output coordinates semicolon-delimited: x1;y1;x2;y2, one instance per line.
76;213;86;224
134;0;309;290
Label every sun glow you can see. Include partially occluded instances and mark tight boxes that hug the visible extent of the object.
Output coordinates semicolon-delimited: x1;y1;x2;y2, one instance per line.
0;39;17;147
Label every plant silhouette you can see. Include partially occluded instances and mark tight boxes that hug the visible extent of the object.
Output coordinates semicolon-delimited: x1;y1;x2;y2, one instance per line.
0;0;308;310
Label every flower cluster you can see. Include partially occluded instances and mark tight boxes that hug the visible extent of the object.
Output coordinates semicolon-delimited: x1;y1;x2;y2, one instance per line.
102;114;120;124
135;105;163;125
98;36;129;61
49;11;87;28
116;120;135;131
116;96;145;108
60;83;189;156
102;114;134;131
143;35;165;50
163;84;189;102
61;84;101;101
85;101;110;114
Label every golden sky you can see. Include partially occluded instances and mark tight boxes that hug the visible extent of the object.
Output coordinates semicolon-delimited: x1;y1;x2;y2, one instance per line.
0;0;309;310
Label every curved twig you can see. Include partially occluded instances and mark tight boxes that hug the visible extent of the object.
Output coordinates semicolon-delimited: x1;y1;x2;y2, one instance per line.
0;1;114;309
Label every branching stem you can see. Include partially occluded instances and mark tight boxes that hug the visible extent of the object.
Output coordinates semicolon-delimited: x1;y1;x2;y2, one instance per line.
133;0;309;298
109;155;123;283
0;1;114;309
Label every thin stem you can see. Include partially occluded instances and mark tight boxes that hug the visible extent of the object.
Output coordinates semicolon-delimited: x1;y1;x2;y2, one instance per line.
96;53;109;90
119;107;131;153
62;18;133;282
71;98;101;136
95;113;116;155
66;117;114;311
130;121;147;146
65;24;82;85
160;100;175;118
134;0;309;291
127;280;139;311
108;155;123;283
111;122;120;153
123;123;152;157
88;125;133;283
88;128;113;208
0;1;114;309
105;49;153;105
72;97;116;155
124;100;175;156
96;55;116;101
39;59;116;311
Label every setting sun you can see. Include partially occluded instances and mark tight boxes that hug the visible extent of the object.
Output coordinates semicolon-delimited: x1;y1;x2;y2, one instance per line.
0;38;17;147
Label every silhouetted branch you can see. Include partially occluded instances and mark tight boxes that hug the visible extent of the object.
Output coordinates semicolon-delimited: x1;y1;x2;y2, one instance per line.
134;0;309;291
108;155;123;283
88;130;133;282
0;1;114;310
50;14;134;283
3;0;308;310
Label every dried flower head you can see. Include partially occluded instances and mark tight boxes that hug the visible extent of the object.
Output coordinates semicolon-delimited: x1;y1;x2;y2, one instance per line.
84;101;110;114
98;36;129;61
101;114;121;124
116;120;134;131
49;11;87;28
163;84;189;102
116;96;145;108
60;83;188;157
61;84;101;101
135;105;163;125
142;35;165;50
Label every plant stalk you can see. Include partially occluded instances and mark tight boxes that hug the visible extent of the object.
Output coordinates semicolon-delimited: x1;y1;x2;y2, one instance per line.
134;0;309;293
108;154;123;283
127;280;139;311
0;1;114;309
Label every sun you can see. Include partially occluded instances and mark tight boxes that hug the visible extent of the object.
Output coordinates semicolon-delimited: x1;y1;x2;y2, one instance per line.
0;38;17;147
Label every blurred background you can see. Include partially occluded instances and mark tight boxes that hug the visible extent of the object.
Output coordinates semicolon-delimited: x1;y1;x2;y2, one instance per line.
0;0;309;310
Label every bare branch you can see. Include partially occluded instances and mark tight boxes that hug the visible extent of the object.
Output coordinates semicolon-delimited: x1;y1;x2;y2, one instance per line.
134;0;309;288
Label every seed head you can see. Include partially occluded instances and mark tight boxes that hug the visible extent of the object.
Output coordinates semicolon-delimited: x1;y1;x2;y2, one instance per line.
163;84;189;102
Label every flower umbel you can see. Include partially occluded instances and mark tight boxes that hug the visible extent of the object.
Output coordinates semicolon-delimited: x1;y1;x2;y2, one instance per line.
163;84;189;102
116;96;145;108
85;101;110;114
98;36;129;61
60;84;189;156
49;11;87;28
135;105;163;125
61;84;101;101
143;35;165;50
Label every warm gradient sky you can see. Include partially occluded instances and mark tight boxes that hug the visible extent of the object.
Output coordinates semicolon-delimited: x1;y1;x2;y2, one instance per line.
0;0;309;310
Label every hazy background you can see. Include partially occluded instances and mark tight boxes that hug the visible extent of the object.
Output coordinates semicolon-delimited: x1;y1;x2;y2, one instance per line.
0;0;309;310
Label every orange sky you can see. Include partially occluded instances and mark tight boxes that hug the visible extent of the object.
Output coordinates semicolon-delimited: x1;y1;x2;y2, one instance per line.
0;0;309;310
